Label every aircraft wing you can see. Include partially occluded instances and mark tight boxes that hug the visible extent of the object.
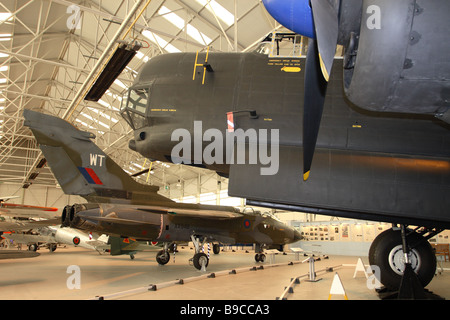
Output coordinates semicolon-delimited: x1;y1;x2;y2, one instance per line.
85;239;109;249
0;196;20;202
0;203;59;219
75;203;243;231
0;218;60;232
2;232;52;244
137;205;243;219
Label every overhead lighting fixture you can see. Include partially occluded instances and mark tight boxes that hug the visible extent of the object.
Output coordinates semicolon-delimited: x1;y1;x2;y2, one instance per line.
0;53;8;58
84;41;142;102
0;78;7;84
0;66;8;72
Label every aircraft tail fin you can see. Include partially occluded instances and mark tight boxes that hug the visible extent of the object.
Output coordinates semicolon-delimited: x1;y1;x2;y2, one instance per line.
23;109;173;204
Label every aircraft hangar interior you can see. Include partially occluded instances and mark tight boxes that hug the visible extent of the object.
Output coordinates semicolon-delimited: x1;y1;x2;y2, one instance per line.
0;0;449;306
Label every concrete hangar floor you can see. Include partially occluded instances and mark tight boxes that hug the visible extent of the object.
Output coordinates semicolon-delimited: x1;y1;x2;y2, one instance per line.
0;245;449;301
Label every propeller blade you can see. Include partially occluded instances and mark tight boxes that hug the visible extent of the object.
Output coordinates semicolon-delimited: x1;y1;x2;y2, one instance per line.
310;0;339;82
302;0;339;180
303;38;328;181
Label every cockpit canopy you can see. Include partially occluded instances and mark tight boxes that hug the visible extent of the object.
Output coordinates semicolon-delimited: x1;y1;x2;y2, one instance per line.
253;32;304;58
120;86;150;130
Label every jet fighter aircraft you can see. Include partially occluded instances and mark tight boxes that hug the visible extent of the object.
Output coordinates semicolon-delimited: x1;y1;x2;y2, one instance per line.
23;109;301;270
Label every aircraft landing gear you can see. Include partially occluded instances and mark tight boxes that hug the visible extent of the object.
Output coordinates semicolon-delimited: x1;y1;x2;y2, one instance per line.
213;243;221;254
255;253;266;262
193;252;209;270
254;243;266;263
369;225;438;298
190;235;209;270
156;243;170;265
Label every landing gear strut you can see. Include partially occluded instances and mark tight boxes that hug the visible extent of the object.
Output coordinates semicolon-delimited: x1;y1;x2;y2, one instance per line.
369;225;438;298
156;243;170;265
191;235;209;270
254;244;266;263
397;225;427;299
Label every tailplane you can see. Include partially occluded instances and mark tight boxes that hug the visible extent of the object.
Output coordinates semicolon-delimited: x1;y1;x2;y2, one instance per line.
23;109;173;205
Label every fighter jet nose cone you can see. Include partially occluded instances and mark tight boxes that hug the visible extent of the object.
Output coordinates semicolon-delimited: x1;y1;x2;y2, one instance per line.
293;230;303;242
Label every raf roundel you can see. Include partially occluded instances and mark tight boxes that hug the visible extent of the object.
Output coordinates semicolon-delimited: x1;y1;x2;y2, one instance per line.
244;219;251;229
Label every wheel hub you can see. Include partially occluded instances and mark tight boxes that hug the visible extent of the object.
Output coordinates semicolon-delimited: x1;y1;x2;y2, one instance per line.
388;245;421;276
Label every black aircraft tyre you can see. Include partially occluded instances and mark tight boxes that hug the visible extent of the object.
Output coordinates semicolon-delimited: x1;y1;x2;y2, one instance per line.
255;253;266;262
156;250;170;265
368;228;436;291
193;253;209;270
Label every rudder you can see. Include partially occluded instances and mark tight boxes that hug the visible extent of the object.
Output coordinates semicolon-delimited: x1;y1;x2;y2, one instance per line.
23;109;172;204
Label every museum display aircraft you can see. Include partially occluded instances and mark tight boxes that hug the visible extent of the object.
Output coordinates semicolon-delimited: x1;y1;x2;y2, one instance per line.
2;226;150;259
2;226;106;252
23;109;301;270
117;25;449;293
1;197;59;220
1;196;152;258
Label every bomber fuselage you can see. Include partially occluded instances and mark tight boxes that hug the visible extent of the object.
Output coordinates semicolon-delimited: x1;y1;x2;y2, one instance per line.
121;51;450;228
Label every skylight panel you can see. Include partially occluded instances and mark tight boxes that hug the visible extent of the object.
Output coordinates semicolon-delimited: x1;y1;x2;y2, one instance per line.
0;34;11;41
0;53;9;58
0;66;8;72
142;30;181;53
0;78;7;84
80;112;110;129
114;79;127;90
0;13;13;23
135;51;149;62
195;0;235;27
186;25;212;46
158;6;184;29
88;107;118;123
75;118;95;129
158;6;212;46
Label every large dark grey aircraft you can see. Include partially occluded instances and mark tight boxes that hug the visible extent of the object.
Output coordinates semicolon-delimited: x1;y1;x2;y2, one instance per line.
118;28;449;293
23;109;301;270
262;0;450;179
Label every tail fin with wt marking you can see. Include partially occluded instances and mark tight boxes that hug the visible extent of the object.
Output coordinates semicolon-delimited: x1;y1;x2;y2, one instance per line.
23;109;173;205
